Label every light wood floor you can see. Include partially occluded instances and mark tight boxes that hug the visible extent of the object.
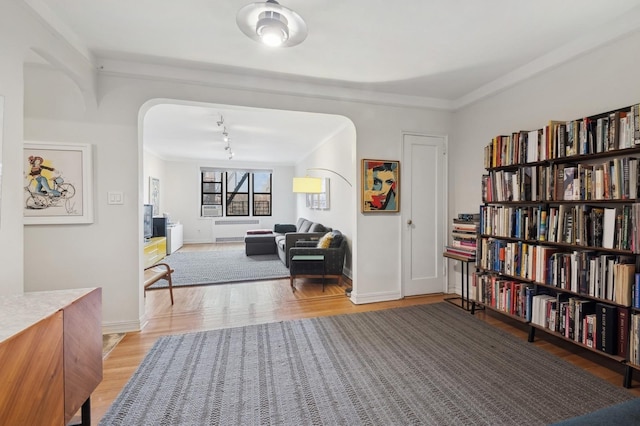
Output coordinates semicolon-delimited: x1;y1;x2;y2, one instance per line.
90;243;640;424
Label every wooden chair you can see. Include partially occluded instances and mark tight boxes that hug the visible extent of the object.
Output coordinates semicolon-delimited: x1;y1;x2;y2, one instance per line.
143;263;174;305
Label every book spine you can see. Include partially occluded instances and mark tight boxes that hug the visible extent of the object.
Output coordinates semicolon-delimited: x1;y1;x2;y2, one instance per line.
618;307;629;359
596;303;617;355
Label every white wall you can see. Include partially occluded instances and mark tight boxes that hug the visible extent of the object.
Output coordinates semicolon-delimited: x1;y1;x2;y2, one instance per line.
21;64;451;329
0;2;96;296
295;122;356;277
158;159;296;244
448;30;640;293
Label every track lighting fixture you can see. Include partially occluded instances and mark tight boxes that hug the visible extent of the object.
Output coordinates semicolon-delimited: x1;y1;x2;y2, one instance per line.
216;116;235;159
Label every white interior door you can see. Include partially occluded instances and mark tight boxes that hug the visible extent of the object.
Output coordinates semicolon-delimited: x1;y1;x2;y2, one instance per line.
402;133;447;296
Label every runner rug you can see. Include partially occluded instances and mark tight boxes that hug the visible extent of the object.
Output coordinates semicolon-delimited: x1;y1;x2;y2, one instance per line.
100;302;636;425
148;249;289;288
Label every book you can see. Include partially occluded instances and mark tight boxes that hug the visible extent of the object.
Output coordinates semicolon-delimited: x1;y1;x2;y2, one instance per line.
596;302;617;355
618;307;629;359
614;262;635;307
457;213;480;221
602;207;617;249
563;166;577;201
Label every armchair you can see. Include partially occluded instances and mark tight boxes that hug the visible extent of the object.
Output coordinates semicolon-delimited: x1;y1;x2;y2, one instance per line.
274;217;331;267
289;237;347;291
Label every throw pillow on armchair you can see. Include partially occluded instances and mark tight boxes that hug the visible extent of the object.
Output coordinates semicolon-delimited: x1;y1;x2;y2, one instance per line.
316;232;333;248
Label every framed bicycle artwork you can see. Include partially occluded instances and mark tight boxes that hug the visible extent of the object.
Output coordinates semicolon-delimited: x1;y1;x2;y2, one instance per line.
23;141;94;224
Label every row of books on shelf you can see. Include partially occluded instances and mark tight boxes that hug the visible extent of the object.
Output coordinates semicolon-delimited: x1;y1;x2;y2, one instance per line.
471;272;628;356
482;156;640;203
483;104;640;168
479;204;640;252
530;294;626;356
445;214;479;259
477;237;636;306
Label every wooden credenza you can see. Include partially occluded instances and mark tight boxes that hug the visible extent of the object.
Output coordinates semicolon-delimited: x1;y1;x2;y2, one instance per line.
0;288;102;426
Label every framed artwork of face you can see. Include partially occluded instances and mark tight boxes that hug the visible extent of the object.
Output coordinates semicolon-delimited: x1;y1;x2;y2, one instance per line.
362;159;400;213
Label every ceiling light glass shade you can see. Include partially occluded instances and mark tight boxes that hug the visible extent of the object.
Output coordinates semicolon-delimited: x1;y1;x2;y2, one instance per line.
257;11;288;47
237;0;307;48
292;177;323;193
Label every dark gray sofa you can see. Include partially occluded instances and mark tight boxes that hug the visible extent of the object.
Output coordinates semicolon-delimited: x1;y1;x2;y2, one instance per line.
275;217;331;267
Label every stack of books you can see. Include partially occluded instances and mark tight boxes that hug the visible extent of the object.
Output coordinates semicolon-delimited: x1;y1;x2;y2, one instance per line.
445;213;479;260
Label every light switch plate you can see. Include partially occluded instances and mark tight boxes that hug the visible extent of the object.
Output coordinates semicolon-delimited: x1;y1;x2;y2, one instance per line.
107;191;124;205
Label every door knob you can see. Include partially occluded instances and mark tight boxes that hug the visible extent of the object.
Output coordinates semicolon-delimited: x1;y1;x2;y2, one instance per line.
407;219;412;225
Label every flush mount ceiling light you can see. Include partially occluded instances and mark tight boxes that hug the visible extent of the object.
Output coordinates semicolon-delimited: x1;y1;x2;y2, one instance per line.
237;0;308;48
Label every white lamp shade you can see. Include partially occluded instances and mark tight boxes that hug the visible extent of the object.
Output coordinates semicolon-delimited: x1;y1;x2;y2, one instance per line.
292;177;323;193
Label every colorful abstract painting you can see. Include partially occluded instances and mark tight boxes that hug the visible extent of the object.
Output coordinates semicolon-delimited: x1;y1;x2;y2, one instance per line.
362;159;400;212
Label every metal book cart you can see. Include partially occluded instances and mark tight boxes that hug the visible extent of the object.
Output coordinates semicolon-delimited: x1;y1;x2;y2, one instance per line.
443;252;483;312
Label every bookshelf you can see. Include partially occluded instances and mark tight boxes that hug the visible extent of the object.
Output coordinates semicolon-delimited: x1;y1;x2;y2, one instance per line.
474;102;640;387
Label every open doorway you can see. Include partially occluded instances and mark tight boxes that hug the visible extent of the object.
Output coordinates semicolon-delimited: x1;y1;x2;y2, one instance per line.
140;100;356;313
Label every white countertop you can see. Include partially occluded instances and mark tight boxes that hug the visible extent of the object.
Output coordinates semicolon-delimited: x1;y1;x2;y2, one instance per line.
0;288;98;342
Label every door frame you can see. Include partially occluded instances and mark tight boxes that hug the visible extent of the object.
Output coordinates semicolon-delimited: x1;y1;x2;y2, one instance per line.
401;131;449;297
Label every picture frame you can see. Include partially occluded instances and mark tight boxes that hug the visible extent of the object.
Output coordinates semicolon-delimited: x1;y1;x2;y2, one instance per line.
305;178;330;210
24;141;93;224
362;159;400;213
149;176;160;216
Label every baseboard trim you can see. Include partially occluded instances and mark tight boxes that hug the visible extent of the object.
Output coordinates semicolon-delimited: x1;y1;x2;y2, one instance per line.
102;319;142;334
349;290;402;305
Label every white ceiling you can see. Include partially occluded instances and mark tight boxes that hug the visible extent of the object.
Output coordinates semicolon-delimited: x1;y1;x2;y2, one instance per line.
25;0;640;163
143;102;351;164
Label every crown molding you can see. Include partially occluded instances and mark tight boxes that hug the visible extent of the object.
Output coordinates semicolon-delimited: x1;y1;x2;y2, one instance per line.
25;2;640;113
454;5;640;110
97;57;455;111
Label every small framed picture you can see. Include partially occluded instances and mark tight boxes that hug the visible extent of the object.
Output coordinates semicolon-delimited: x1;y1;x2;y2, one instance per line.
362;159;400;213
24;141;93;224
149;176;160;216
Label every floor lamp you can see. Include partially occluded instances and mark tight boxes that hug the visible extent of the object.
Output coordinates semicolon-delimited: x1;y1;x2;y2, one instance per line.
291;168;353;295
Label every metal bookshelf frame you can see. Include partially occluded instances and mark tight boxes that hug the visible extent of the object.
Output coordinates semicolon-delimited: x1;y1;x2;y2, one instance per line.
443;252;482;312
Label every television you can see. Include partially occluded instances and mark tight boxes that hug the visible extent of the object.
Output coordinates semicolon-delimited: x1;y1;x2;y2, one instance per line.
143;204;153;241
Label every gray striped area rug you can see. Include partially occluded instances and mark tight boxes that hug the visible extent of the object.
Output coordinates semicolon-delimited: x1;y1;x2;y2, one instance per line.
100;303;636;425
148;249;289;288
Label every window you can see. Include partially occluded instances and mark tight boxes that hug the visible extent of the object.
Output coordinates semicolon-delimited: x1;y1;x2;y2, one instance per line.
253;172;272;216
200;169;272;217
226;171;249;216
202;171;223;206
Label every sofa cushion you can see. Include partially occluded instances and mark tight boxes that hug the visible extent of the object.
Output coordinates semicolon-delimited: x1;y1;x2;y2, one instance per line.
316;232;333;248
308;223;328;233
274;223;297;233
298;219;313;232
246;229;273;235
296;217;308;231
330;230;343;248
